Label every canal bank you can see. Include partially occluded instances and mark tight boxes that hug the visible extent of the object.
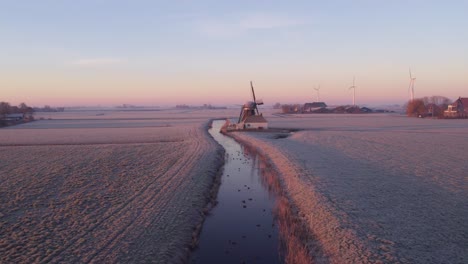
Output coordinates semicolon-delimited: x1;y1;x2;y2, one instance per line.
190;120;311;263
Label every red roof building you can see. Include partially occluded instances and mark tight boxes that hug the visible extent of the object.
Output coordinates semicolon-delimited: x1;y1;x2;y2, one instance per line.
444;97;468;118
453;97;468;113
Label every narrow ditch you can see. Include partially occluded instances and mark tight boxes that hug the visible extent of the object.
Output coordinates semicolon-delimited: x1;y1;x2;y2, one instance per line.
189;120;310;263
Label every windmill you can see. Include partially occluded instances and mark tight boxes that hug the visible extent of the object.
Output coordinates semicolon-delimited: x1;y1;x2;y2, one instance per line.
237;81;265;124
349;76;356;106
409;68;416;101
314;85;321;102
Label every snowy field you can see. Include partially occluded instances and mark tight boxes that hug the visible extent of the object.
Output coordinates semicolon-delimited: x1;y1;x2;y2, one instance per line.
2;109;466;263
0;109;237;263
231;113;468;264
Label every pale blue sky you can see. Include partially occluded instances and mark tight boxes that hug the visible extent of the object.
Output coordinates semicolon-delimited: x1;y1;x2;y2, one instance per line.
1;0;467;106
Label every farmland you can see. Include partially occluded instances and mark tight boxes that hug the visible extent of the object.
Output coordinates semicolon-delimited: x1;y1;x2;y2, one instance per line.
0;109;232;263
230;113;468;263
1;109;467;263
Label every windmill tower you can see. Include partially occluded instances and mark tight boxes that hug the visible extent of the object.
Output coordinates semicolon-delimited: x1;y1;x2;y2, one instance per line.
314;85;321;102
409;68;416;101
235;81;268;130
349;76;356;106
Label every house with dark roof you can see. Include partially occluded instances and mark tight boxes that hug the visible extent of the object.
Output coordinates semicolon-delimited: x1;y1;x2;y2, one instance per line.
303;102;327;113
4;113;24;121
444;97;468;118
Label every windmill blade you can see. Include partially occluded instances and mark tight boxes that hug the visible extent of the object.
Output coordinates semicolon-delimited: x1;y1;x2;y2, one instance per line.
250;81;257;103
238;107;244;123
409;68;412;79
348;76;356;90
250;81;260;114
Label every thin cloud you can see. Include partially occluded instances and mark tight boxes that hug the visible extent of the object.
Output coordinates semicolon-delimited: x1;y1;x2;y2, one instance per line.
198;21;243;37
72;58;125;66
239;13;305;29
197;13;308;37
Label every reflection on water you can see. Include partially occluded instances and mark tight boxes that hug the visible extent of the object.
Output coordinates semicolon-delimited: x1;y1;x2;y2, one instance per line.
190;120;283;263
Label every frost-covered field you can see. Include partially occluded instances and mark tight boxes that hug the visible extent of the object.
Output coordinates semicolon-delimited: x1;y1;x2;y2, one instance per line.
3;109;466;263
231;113;468;264
0;109;236;263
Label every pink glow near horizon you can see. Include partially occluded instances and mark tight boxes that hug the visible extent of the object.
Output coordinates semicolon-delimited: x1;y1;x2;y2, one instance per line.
3;73;466;107
1;2;466;107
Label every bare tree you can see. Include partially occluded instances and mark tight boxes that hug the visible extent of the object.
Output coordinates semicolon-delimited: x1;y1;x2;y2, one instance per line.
406;99;427;117
422;96;451;106
410;96;452;118
0;102;11;116
281;104;302;113
19;102;29;114
19;103;34;119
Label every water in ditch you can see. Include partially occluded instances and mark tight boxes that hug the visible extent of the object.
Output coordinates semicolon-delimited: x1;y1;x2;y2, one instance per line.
190;120;284;263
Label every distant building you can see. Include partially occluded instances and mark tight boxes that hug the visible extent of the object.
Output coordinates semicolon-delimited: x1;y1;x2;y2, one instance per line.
360;107;373;113
303;102;327;113
4;113;24;121
444;97;468;118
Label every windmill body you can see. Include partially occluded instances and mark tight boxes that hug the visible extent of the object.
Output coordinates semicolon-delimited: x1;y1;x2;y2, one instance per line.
230;81;268;130
238;101;258;123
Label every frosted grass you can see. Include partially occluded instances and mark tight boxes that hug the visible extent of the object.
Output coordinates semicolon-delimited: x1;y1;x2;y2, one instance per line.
0;110;224;263
230;114;468;263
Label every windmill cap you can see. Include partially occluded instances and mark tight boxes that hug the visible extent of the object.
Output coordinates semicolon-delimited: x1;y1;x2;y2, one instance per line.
244;101;256;107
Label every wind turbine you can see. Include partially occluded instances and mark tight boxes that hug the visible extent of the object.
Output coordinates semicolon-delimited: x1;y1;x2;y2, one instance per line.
349;76;356;106
409;68;416;101
313;85;321;102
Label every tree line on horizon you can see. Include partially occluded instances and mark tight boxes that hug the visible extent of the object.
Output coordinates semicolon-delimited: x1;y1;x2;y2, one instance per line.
0;102;35;127
405;95;452;118
0;102;34;116
272;95;455;118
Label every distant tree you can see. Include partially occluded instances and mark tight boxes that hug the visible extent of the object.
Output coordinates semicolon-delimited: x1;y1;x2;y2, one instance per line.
430;96;451;118
281;104;302;113
10;106;20;114
407;96;451;118
18;103;34;119
273;102;281;109
281;105;290;113
0;101;35;125
19;102;29;114
0;102;11;116
426;104;444;118
406;99;427;117
421;96;451;106
346;106;361;113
